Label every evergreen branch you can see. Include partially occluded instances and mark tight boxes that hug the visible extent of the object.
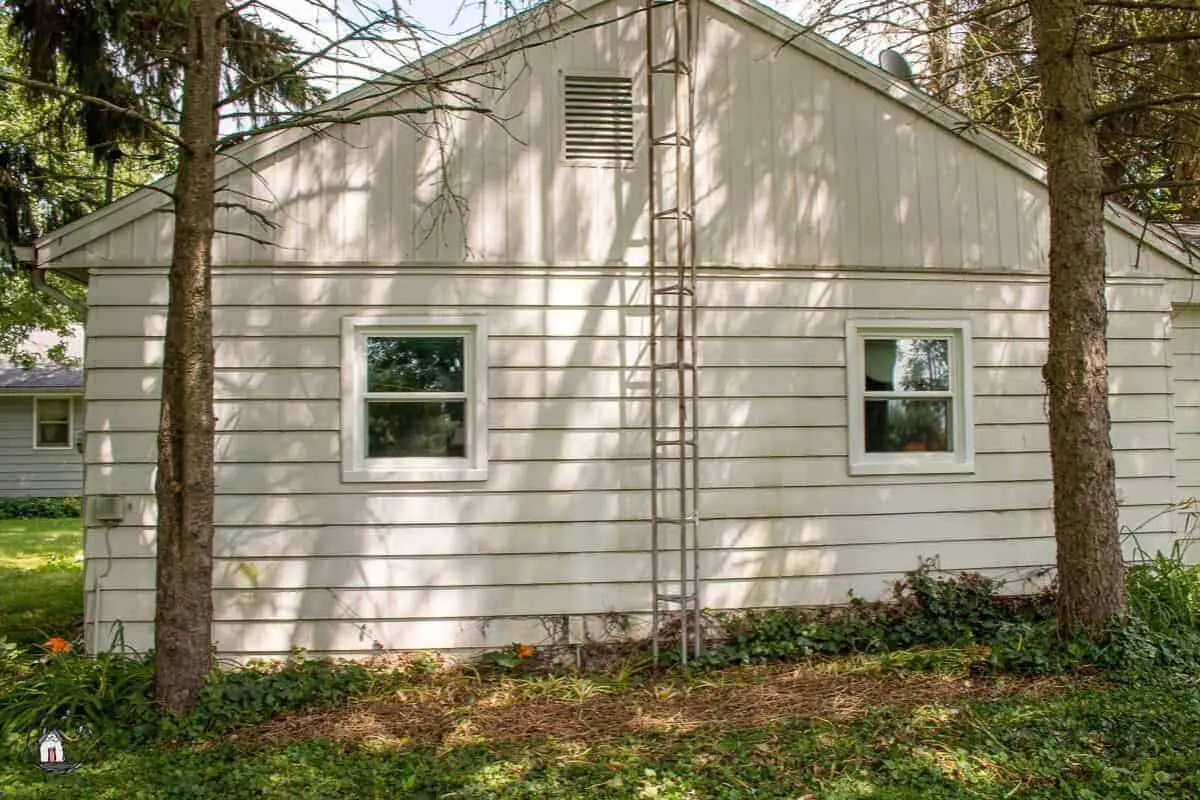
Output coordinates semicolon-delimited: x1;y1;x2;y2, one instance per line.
1091;92;1200;121
1091;31;1200;56
0;72;184;146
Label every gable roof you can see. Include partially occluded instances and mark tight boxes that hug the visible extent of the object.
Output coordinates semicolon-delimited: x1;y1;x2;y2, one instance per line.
31;0;1200;274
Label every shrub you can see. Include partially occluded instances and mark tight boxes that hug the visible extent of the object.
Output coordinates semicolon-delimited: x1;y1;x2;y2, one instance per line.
0;644;396;753
710;564;1054;666
0;496;82;519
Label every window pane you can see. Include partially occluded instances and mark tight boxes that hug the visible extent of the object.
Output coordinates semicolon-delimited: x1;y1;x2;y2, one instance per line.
367;337;464;393
38;423;70;447
864;338;951;392
864;399;952;453
367;401;466;458
38;399;71;424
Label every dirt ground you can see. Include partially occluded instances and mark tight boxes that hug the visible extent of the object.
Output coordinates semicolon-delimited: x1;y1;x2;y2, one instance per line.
241;661;1087;750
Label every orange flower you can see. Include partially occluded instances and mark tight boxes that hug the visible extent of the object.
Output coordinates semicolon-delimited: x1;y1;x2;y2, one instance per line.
42;637;72;654
516;644;535;659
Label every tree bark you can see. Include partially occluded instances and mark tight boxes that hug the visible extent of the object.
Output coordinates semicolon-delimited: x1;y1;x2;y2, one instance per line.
154;0;224;713
927;0;954;101
1029;0;1129;636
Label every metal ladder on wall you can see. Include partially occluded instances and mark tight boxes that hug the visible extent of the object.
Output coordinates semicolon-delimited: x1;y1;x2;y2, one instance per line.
645;0;701;664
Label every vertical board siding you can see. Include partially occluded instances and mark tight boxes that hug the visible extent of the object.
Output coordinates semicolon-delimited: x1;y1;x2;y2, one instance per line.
46;1;1174;276
0;397;83;496
80;269;1179;655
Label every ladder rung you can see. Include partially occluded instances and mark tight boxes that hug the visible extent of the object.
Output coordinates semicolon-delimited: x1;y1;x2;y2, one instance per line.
653;361;695;371
654;437;696;448
650;58;692;76
653;208;694;221
652;133;693;147
653;284;694;296
653;515;699;526
655;593;697;604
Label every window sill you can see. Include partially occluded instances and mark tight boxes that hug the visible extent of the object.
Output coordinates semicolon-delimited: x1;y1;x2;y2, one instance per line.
342;464;488;483
849;458;975;476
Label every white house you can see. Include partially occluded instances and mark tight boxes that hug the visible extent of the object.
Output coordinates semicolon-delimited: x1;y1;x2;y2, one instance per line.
28;0;1200;658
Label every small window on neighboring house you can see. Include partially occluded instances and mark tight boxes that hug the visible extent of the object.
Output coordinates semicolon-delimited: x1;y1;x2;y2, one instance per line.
845;320;974;475
562;74;635;164
34;397;73;449
341;316;488;482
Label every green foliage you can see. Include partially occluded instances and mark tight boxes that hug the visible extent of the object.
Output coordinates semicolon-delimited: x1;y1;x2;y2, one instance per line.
708;544;1200;684
1126;536;1200;633
478;642;539;672
0;645;400;753
174;652;377;739
0;639;157;747
0;496;81;520
0;635;30;683
711;566;1052;666
989;530;1200;678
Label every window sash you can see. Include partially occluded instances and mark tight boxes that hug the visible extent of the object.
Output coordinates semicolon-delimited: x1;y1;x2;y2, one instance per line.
845;320;973;475
34;398;73;449
341;316;487;483
37;422;71;447
359;335;471;464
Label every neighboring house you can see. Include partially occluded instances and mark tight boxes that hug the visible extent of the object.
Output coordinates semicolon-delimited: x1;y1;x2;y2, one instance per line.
27;0;1200;658
0;340;84;498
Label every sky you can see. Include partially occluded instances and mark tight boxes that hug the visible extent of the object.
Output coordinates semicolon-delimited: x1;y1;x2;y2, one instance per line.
252;1;890;99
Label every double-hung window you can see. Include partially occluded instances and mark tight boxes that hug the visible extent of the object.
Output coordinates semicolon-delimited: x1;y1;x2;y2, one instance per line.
33;397;73;449
846;320;973;475
341;316;488;482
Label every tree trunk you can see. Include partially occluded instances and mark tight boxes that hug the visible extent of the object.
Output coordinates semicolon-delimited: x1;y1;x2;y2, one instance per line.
154;0;224;713
927;0;954;101
1029;0;1128;636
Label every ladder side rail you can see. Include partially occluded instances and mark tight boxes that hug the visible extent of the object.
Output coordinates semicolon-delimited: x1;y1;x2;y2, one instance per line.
645;0;662;664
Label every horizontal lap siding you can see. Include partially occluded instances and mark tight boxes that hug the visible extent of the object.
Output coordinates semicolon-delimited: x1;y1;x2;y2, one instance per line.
0;397;83;496
83;269;1177;656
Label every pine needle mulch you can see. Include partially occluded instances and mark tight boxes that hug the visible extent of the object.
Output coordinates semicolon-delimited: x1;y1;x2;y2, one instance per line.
239;662;1091;751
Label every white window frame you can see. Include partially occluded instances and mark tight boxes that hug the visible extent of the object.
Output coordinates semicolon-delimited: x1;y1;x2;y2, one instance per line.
845;319;974;476
341;315;488;483
32;396;74;450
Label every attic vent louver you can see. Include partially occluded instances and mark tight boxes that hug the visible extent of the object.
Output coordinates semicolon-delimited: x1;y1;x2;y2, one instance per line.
563;75;635;162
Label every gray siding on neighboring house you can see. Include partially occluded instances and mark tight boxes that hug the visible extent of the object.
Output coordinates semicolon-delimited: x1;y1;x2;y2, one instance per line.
0;396;84;497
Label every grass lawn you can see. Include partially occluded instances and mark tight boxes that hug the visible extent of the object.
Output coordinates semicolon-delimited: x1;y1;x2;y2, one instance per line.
2;659;1199;799
0;518;83;645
